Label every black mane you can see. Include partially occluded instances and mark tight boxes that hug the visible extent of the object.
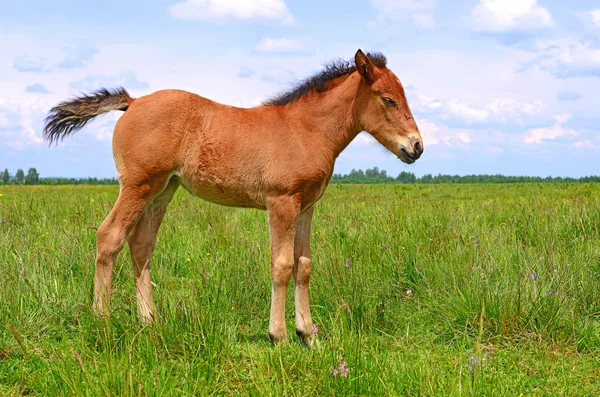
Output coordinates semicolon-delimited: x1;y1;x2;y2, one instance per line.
263;52;387;106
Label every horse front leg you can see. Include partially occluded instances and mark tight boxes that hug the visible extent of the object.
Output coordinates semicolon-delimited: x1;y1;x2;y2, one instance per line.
266;195;301;344
293;206;315;348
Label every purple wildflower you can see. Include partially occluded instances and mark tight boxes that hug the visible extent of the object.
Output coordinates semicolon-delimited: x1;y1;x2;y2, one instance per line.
511;217;516;223
475;243;479;247
548;290;553;295
332;361;349;377
345;259;352;269
531;273;536;281
312;324;319;334
1;220;5;225
339;361;349;377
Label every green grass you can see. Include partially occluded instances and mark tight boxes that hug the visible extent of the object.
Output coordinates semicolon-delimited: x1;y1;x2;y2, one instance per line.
1;183;600;396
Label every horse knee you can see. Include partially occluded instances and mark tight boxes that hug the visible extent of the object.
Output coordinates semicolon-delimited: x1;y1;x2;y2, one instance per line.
295;256;312;284
271;255;294;285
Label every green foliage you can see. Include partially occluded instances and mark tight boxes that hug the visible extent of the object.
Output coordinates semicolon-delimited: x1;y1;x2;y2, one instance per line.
1;184;600;395
25;168;39;185
333;168;600;184
2;166;599;186
14;169;25;184
38;177;119;185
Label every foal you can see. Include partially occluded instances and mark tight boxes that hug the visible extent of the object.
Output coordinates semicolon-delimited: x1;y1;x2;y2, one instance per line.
44;50;423;347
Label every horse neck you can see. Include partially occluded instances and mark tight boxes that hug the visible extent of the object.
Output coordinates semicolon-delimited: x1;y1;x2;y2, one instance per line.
284;73;362;159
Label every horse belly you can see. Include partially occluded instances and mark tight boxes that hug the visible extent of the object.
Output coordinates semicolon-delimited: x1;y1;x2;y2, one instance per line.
176;171;266;209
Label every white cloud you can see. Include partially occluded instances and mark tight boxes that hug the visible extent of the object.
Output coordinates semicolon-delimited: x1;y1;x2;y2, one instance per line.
591;9;600;26
69;71;150;92
0;97;122;145
230;97;266;108
352;132;379;147
520;100;545;115
256;38;308;54
417;119;472;147
485;146;504;154
13;56;52;73
412;13;435;29
371;0;436;12
94;113;123;142
350;119;470;149
414;94;443;110
528;38;600;79
170;0;295;24
455;132;472;143
592;10;600;25
370;0;436;29
411;92;545;126
471;0;554;33
0;97;48;149
419;119;440;145
446;99;490;123
554;113;570;124
574;140;597;149
260;67;297;85
523;113;578;144
58;45;98;69
578;9;600;27
487;98;544;120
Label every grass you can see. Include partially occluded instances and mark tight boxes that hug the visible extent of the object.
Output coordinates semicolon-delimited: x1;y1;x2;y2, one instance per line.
1;183;600;396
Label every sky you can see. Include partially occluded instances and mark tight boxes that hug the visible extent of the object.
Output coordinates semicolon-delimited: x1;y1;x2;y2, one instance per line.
1;0;600;178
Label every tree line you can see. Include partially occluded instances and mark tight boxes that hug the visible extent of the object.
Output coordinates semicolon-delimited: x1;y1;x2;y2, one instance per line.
2;167;599;185
1;168;118;185
332;167;600;184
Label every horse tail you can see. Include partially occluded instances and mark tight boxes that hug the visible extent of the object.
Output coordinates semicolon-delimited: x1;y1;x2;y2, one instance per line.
43;87;134;144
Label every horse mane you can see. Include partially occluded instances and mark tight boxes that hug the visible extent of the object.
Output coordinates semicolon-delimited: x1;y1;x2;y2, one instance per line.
263;52;387;107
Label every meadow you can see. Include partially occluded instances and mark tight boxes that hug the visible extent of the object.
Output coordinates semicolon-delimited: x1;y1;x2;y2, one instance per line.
1;183;600;396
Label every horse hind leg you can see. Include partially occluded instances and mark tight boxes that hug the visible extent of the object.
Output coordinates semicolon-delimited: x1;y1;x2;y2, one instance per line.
127;177;179;322
93;174;174;318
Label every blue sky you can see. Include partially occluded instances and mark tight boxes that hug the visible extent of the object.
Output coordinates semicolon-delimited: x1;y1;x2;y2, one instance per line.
1;0;600;178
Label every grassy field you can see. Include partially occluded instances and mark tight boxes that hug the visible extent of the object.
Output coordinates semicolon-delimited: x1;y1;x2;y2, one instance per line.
1;183;600;396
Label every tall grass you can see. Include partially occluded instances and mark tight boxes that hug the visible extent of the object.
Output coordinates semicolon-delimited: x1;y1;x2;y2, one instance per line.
1;183;599;395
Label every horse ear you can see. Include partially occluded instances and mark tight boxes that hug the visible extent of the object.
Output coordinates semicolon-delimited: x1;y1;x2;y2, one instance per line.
355;49;375;83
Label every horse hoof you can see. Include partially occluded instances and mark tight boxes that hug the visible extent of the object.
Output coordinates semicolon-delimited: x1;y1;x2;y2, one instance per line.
269;331;288;345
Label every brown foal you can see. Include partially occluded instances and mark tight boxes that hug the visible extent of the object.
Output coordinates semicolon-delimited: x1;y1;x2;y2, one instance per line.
44;50;423;347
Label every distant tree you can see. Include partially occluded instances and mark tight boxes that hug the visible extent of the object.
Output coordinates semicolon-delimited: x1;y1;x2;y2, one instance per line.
25;168;40;184
397;171;416;184
420;174;433;184
15;169;25;184
1;169;8;184
37;177;120;185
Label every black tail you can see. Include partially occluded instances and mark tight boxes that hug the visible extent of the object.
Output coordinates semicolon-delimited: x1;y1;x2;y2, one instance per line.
43;87;133;144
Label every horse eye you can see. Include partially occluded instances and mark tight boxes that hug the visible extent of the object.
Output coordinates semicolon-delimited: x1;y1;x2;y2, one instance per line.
381;97;396;107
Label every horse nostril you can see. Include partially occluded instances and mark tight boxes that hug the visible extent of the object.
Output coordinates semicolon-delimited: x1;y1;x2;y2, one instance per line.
414;141;423;156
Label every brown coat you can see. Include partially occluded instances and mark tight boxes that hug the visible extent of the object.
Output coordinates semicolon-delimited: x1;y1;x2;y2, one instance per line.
44;49;423;347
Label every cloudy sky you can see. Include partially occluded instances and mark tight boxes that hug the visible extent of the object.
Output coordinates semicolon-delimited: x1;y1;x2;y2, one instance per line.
1;0;600;178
